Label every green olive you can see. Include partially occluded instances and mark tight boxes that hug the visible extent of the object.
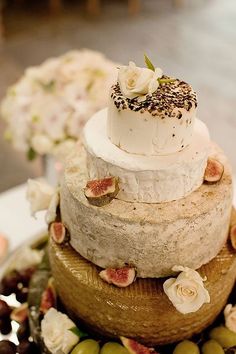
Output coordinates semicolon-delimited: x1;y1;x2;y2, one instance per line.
100;342;129;354
173;340;200;354
209;326;236;348
71;339;100;354
202;339;224;354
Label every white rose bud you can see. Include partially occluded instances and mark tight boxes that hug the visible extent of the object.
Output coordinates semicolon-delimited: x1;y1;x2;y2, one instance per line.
26;179;55;216
31;134;54;155
163;265;210;314
224;304;236;333
41;308;79;354
118;61;163;99
45;191;60;224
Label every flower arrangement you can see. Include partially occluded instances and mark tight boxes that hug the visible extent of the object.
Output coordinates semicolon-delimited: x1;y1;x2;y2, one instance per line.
1;49;117;162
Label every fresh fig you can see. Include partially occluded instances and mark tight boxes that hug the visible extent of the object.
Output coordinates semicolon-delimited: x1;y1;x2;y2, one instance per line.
230;224;236;250
84;177;119;206
49;222;67;244
39;277;57;314
10;303;28;323
99;267;136;288
204;158;224;183
120;337;159;354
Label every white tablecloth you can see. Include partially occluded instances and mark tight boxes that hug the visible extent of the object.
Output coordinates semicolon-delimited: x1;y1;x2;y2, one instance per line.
0;180;236;252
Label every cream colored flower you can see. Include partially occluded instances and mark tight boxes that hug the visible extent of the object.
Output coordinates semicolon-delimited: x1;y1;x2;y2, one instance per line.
26;179;55;216
118;61;163;99
52;140;77;164
45;191;60;224
31;134;54;155
41;308;79;354
224;304;236;332
163;265;210;314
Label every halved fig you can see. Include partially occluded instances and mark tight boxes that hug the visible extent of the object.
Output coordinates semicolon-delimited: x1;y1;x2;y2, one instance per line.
49;222;67;244
10;303;28;323
99;267;136;288
204;158;224;184
40;278;57;314
120;337;159;354
84;177;119;207
230;224;236;250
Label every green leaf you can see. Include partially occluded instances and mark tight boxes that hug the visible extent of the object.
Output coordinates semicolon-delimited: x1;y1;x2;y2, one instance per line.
27;147;37;161
158;78;176;84
144;54;155;71
69;327;89;339
37;80;56;93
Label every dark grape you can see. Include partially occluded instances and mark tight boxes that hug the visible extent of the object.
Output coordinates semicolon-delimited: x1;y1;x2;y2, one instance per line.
0;300;11;319
18;267;36;287
16;287;28;303
17;321;30;341
0;340;16;354
0;318;12;335
17;340;40;354
0;271;21;296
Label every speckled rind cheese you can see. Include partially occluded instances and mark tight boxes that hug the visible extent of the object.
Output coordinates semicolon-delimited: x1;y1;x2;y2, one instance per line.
84;109;210;203
107;80;197;155
60;143;232;278
49;221;236;346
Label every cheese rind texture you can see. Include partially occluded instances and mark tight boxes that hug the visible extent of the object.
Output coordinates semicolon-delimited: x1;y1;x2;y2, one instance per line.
83;109;210;203
108;81;197;155
60;143;232;278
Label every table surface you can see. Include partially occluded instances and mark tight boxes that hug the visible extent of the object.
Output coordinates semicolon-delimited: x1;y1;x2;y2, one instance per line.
0;180;236;253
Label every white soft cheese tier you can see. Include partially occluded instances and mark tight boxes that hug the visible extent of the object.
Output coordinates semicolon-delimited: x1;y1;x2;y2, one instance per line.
107;80;197;155
83;109;210;203
60;144;233;278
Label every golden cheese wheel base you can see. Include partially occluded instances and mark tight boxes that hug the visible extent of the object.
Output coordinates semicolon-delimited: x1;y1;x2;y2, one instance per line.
49;210;236;346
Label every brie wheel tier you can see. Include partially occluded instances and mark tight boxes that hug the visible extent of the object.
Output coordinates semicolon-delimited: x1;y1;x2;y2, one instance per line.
107;81;197;156
83;109;210;203
49;216;236;346
60;143;233;278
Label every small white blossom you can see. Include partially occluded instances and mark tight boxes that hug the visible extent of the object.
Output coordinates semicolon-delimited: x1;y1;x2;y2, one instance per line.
224;304;236;333
163;265;210;314
31;134;54;155
45;191;60;224
26;179;55;216
41;308;79;354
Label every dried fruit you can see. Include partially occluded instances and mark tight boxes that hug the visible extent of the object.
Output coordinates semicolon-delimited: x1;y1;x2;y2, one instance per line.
49;222;67;244
0;299;11;318
120;336;158;354
0;340;17;354
230;224;236;250
39;278;57;314
204;158;224;184
10;303;28;323
209;326;236;348
84;177;119;206
99;267;136;288
202;339;224;354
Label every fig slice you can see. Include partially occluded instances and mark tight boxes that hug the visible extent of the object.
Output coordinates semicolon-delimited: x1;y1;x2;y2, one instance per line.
99;267;136;288
49;222;67;244
40;278;57;314
230;224;236;250
120;337;159;354
204;158;224;184
10;303;28;323
84;177;119;207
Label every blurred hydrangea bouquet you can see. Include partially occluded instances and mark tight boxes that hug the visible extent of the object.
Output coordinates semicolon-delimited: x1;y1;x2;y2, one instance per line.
1;49;117;163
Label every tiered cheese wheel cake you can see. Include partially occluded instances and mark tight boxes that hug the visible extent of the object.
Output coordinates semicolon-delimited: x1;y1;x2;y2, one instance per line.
49;60;236;346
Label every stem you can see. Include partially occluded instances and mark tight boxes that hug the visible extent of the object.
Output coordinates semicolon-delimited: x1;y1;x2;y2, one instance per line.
158;78;176;84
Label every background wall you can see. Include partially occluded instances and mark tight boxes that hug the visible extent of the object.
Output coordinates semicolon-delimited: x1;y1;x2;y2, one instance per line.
0;0;235;191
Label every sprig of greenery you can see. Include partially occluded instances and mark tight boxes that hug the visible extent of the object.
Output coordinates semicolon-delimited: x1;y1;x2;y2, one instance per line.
144;54;155;72
37;80;56;93
27;147;37;161
69;326;89;339
158;78;176;84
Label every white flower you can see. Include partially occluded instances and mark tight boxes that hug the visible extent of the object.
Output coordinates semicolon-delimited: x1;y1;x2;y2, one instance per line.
45;191;60;224
10;246;43;271
41;308;79;354
118;61;163;99
53;140;77;164
26;179;55;216
224;304;236;333
163;265;210;314
31;134;54;155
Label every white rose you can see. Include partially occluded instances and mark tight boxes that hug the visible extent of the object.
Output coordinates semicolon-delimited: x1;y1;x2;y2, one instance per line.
26;179;55;216
45;191;60;224
41;308;79;354
10;246;43;272
163;265;210;314
31;134;54;155
224;304;236;333
118;61;163;99
53;139;77;164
